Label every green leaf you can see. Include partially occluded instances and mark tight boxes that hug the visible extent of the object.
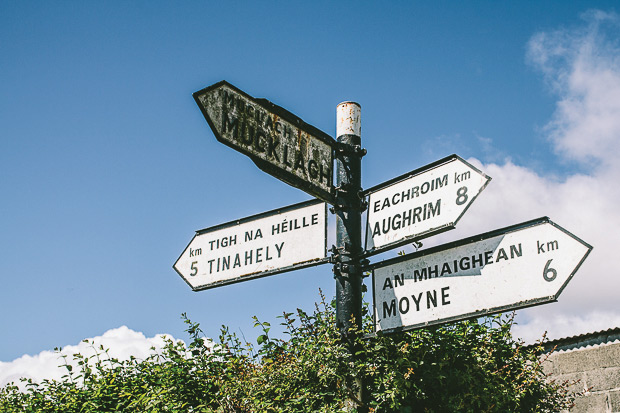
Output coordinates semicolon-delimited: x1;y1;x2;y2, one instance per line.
257;334;267;345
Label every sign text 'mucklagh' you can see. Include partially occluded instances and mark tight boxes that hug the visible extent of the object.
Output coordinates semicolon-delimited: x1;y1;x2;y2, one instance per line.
194;81;336;204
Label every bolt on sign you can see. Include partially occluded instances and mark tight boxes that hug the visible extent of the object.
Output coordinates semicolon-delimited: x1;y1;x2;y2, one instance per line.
194;81;337;204
364;155;491;256
173;200;328;291
371;217;592;334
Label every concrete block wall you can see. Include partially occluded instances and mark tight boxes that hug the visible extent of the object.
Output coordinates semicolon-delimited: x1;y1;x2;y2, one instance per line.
542;338;620;412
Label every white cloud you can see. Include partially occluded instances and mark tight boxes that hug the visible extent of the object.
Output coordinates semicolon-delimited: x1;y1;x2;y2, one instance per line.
365;11;620;345
452;10;620;344
511;310;620;344
527;10;620;168
0;326;179;390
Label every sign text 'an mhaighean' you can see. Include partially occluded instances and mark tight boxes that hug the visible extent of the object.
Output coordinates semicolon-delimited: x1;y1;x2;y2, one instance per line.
194;81;336;204
173;200;328;291
364;155;490;256
371;217;592;334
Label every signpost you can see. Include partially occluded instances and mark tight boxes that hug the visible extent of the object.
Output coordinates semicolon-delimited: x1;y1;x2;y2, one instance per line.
364;155;490;256
371;217;592;334
178;79;593;411
193;81;337;204
174;200;328;291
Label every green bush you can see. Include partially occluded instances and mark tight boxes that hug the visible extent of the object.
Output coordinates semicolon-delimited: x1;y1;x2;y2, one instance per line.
0;293;574;412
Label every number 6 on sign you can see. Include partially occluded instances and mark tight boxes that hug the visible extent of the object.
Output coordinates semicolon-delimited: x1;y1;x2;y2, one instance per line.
543;259;557;282
371;217;592;334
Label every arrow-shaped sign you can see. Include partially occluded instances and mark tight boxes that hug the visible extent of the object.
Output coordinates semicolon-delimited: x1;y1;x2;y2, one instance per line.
174;200;328;291
371;217;592;334
364;155;491;256
194;81;337;204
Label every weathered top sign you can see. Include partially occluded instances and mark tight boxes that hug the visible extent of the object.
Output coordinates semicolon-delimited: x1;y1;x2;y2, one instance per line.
194;81;336;204
371;217;592;334
173;200;328;291
364;155;491;256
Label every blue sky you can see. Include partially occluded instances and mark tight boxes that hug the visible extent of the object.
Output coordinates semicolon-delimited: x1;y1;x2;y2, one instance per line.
2;2;620;384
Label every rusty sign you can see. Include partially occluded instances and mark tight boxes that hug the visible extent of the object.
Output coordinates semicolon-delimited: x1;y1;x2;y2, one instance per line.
173;199;328;291
364;155;491;256
194;81;336;204
371;217;592;334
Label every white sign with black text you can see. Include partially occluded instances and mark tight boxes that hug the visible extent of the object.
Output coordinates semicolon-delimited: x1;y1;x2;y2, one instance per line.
372;218;592;334
193;81;336;204
174;200;328;291
365;155;491;255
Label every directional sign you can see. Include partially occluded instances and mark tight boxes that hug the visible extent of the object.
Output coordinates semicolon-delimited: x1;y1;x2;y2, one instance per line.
364;155;491;256
371;217;592;334
174;200;328;291
194;81;337;204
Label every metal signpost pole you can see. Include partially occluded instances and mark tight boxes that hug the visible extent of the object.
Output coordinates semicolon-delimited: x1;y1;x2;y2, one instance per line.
184;80;592;410
333;102;366;410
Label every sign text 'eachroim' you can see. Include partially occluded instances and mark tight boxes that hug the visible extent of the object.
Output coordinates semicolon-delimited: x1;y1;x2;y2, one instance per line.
364;155;490;256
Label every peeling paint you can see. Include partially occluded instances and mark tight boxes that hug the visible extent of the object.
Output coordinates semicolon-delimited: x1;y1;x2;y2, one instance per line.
193;81;337;203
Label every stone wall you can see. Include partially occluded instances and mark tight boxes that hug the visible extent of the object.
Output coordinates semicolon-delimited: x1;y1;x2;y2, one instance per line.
540;329;620;412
